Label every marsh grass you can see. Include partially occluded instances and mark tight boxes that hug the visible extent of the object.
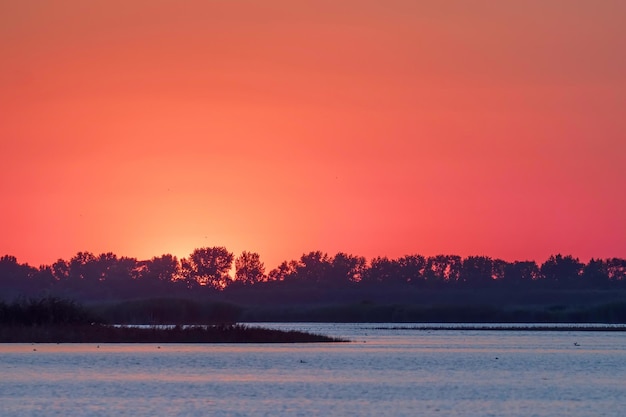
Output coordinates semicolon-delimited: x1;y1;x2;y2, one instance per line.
0;323;345;343
0;297;344;343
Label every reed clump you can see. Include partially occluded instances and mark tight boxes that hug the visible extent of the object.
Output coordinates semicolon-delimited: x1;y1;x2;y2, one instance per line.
0;323;345;343
0;297;344;343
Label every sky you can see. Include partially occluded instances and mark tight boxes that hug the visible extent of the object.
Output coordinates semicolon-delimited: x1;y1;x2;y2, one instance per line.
1;0;625;269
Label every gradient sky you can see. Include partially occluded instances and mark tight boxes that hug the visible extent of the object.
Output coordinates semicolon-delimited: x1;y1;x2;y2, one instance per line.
1;0;625;269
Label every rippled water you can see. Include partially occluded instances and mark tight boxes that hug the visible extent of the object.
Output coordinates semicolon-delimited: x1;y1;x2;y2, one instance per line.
1;323;625;417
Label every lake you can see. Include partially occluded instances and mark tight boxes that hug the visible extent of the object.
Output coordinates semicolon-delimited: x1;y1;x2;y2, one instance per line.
1;323;625;417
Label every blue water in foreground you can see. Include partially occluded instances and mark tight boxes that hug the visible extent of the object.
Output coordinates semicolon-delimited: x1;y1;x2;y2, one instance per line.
1;323;625;417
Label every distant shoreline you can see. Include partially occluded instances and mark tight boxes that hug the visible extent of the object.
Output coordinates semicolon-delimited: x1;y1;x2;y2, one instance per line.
4;296;626;344
368;324;626;332
3;323;625;345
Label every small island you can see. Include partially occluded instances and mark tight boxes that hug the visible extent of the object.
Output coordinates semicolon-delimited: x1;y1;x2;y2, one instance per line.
0;323;344;343
0;297;345;343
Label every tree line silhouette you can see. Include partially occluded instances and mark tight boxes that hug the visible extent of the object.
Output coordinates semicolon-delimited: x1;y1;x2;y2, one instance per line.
1;248;625;301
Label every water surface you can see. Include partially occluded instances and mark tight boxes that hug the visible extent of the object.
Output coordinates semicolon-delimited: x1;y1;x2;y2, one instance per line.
1;323;625;417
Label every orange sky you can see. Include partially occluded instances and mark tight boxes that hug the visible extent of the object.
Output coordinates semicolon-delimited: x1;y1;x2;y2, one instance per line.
1;1;625;269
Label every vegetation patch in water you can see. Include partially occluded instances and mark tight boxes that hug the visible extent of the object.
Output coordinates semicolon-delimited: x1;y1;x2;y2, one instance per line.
0;297;344;343
0;323;345;343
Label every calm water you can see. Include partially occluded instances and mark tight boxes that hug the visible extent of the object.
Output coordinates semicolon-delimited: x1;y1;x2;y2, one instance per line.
1;323;625;417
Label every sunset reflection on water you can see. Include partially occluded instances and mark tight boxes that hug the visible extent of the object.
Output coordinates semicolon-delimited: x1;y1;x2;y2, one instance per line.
2;324;626;417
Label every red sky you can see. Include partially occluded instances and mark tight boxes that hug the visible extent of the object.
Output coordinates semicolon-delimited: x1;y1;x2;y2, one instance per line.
1;1;625;269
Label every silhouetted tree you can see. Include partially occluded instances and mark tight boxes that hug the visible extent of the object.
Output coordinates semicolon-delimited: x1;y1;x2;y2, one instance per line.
51;259;70;282
94;252;117;282
582;258;610;288
235;251;266;286
138;254;180;283
98;254;139;297
540;254;584;287
606;258;626;282
267;261;296;282
424;255;462;286
461;256;494;287
68;252;98;283
502;261;540;286
398;254;427;286
184;247;234;289
0;256;27;283
32;265;57;290
327;252;366;285
179;258;200;290
92;253;132;283
0;255;37;297
491;259;508;282
293;251;331;284
362;256;400;286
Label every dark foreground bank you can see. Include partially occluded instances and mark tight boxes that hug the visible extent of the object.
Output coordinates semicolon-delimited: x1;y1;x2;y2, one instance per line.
0;324;345;343
0;297;345;343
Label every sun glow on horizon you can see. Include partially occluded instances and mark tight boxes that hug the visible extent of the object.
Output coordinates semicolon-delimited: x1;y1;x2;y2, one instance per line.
1;1;625;268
